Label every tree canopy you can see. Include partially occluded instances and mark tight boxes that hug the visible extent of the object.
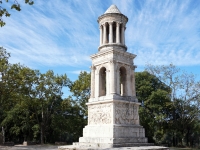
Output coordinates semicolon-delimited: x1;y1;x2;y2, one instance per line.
0;47;73;143
142;64;200;146
1;48;200;147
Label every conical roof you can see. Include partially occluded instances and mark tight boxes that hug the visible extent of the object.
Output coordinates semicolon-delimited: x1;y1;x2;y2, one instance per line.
104;4;121;14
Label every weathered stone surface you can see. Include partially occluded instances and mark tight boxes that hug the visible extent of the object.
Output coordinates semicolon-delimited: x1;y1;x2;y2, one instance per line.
104;5;121;14
58;4;169;150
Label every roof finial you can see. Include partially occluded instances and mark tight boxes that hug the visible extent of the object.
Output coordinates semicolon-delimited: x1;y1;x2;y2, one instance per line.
104;4;121;14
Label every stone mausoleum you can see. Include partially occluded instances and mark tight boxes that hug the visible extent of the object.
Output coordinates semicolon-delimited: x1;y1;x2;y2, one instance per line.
59;4;168;150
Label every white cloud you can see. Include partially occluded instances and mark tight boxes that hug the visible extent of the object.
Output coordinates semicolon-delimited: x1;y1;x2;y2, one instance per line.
68;70;90;75
125;0;200;66
1;0;200;70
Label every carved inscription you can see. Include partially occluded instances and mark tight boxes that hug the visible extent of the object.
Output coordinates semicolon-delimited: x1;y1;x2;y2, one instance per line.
115;102;139;125
88;103;112;125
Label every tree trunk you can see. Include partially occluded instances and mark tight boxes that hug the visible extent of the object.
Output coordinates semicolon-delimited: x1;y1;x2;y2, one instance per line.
40;123;44;144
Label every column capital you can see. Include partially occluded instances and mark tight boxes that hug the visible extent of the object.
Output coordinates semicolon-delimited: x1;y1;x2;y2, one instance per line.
121;23;125;28
103;23;107;27
116;22;121;27
90;65;96;70
99;25;103;29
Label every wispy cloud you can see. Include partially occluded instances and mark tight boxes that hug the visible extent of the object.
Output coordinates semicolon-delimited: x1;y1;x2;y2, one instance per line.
1;0;200;71
0;0;101;68
124;0;200;66
68;70;90;75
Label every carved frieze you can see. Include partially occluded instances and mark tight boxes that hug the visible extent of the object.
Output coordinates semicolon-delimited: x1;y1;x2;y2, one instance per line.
88;103;112;125
115;102;139;125
115;54;133;65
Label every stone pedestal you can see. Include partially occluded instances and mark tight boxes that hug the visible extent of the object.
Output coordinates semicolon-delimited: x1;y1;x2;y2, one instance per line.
69;96;152;148
58;97;153;150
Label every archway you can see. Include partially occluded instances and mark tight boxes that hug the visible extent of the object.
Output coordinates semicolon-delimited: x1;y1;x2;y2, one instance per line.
99;67;106;96
119;66;126;96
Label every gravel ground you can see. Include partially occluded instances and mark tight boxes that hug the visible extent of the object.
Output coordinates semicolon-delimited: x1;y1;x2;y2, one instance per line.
0;145;59;150
0;145;169;150
0;145;197;150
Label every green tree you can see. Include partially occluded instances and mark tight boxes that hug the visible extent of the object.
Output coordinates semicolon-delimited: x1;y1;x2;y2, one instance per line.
145;64;200;146
0;64;39;142
28;70;70;144
0;0;34;27
69;71;90;118
66;71;90;141
0;48;72;144
135;71;172;144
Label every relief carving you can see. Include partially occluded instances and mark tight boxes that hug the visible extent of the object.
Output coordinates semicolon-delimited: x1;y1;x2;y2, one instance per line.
88;103;112;125
115;102;139;125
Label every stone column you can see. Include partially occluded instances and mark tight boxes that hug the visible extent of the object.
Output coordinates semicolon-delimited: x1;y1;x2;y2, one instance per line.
120;84;123;96
117;68;120;95
106;69;109;95
116;22;120;43
90;65;95;98
124;26;126;45
121;24;125;45
126;67;131;96
109;22;113;44
110;59;116;94
103;23;107;44
99;25;103;46
132;66;136;96
95;69;99;98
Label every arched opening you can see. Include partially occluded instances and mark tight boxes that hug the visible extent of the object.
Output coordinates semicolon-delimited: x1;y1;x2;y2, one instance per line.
119;67;126;96
99;67;106;96
113;22;116;43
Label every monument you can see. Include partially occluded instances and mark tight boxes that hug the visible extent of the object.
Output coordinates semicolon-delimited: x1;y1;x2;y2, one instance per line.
59;5;168;150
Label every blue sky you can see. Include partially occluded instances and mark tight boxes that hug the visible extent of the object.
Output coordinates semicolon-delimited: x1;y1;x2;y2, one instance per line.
1;0;200;97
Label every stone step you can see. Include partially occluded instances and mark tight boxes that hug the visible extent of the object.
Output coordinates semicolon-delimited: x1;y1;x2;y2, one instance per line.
79;137;148;144
72;142;154;148
58;145;169;150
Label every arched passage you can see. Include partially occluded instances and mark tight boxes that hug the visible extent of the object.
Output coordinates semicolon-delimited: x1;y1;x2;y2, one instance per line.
99;67;106;96
119;66;126;96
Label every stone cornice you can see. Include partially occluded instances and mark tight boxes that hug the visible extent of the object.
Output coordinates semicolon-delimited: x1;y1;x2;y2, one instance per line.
98;43;127;51
98;13;128;23
87;99;140;105
90;48;136;60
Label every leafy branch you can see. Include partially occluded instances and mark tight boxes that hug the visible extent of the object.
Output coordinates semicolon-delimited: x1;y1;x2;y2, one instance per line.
0;0;34;27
